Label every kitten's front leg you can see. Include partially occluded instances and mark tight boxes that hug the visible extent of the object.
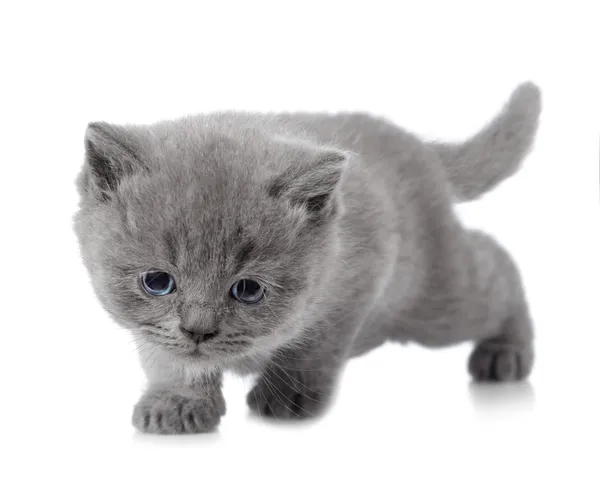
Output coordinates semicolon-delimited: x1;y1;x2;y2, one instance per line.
133;383;225;434
132;354;225;434
247;293;376;420
247;343;345;420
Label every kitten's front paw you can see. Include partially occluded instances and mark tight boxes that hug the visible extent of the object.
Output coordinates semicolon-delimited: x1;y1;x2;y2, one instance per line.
132;388;225;434
247;372;332;420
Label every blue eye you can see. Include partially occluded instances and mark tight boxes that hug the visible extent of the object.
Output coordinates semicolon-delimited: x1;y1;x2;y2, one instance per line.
141;271;176;296
230;279;264;304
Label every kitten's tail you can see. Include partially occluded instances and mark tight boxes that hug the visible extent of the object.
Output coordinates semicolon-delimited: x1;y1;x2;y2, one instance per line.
428;82;541;202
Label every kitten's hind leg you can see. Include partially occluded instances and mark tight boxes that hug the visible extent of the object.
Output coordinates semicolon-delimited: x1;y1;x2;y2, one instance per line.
399;228;535;382
464;231;535;382
468;336;534;382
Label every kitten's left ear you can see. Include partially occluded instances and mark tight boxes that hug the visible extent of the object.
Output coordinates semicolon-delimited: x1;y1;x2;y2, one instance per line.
268;149;349;218
83;122;146;201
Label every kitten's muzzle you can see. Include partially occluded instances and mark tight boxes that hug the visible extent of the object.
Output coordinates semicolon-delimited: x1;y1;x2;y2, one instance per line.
179;325;219;344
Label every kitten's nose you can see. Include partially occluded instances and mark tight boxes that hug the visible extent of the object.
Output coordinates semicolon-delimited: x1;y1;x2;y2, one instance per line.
179;325;219;344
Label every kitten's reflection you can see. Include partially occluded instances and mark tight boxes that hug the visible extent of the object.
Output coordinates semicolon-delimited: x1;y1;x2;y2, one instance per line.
468;381;535;411
131;430;221;445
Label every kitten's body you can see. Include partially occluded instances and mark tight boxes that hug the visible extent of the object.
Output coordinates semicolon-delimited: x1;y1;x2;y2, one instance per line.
75;83;540;432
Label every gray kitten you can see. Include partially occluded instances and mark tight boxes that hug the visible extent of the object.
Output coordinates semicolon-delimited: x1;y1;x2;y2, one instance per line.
74;83;540;434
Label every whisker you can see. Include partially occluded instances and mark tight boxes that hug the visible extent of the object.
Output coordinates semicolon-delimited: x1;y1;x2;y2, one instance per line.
262;374;316;418
260;375;297;417
131;340;151;355
251;382;263;421
269;352;327;373
264;364;322;402
257;380;279;420
246;357;317;418
140;347;158;371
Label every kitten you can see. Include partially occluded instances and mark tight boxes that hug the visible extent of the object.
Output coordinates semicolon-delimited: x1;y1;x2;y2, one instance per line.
74;83;541;434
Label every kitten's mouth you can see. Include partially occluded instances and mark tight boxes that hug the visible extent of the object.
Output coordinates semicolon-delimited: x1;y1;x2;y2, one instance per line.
178;345;240;366
175;335;251;363
186;349;209;359
182;338;223;359
175;345;212;361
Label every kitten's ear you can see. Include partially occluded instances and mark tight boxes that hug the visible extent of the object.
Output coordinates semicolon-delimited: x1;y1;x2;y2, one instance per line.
268;150;348;218
83;122;145;201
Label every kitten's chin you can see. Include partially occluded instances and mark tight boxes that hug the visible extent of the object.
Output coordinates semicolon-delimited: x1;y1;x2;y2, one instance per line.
165;348;224;373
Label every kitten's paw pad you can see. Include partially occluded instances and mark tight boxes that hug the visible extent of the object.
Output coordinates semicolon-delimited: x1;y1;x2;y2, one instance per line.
246;376;329;420
468;342;533;382
132;390;225;434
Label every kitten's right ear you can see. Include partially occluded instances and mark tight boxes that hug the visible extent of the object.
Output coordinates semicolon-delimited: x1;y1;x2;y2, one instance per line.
83;122;145;201
267;149;348;221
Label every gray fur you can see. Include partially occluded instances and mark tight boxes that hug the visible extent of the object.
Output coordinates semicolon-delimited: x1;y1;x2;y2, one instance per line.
74;82;541;433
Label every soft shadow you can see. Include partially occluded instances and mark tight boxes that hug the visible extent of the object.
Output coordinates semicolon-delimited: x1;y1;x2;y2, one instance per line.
246;410;323;429
468;381;535;412
132;429;222;445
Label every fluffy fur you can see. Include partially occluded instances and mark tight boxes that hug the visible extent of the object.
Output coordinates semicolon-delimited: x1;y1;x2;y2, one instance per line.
74;83;541;433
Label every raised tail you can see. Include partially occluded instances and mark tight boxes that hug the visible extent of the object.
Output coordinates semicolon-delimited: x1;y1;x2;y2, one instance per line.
429;82;541;202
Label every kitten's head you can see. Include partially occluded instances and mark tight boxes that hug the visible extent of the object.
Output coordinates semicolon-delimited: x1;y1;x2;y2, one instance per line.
74;117;347;367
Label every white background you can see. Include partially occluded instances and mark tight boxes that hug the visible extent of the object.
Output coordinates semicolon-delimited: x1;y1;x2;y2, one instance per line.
1;1;598;480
